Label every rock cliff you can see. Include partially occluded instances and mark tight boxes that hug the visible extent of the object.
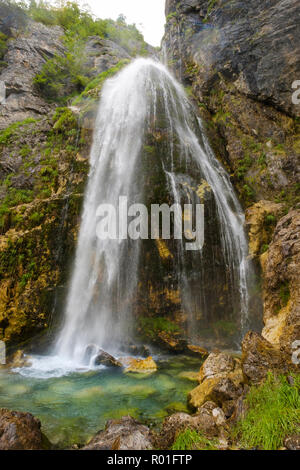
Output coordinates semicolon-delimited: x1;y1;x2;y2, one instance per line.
163;0;300;354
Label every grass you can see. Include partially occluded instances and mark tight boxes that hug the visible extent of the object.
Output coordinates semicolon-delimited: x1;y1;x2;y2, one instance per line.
233;373;300;450
172;429;218;450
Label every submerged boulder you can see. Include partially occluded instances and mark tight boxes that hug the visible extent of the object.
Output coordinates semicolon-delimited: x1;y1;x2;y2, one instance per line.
83;416;153;450
120;356;157;374
0;409;50;450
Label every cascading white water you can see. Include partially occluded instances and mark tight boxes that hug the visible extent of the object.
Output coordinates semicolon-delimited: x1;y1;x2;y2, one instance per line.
51;58;253;366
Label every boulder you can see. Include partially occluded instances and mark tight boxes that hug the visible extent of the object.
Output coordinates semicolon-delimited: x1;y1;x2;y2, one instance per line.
188;377;220;410
284;435;300;451
157;401;229;449
241;331;294;384
0;409;50;450
120;356;157;374
8;350;31;368
198;352;236;382
83;416;153;450
93;349;122;368
188;352;244;410
157;409;217;449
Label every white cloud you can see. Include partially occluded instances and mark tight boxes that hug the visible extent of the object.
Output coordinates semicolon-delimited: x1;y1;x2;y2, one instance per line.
82;0;166;47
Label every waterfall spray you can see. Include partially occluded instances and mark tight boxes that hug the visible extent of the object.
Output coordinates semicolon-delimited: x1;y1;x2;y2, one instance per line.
53;58;254;365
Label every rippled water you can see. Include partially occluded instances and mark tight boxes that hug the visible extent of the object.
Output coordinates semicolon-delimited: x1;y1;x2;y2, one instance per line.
0;355;200;448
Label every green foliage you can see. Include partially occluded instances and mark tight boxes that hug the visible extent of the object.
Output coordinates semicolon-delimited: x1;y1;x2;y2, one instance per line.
29;211;44;224
279;282;290;307
264;214;277;226
52;107;78;133
0;118;37;145
213;320;237;337
105;15;148;56
258;152;267;167
72;59;130;105
261;244;269;254
242;183;255;201
172;429;218;450
34;40;89;102
234;373;300;450
0;188;34;229
166;12;178;21
0;32;8;60
26;1;146;101
237;154;252;179
140;317;181;340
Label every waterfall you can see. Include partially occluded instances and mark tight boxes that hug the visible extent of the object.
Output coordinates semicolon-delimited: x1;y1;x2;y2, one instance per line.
54;58;255;365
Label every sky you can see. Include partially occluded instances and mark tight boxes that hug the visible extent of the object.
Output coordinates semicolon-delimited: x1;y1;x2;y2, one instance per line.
82;0;166;47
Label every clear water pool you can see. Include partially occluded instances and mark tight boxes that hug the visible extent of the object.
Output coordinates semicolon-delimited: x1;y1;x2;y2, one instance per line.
0;355;200;448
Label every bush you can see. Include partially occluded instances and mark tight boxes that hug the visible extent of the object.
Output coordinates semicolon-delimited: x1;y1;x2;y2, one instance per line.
233;373;300;450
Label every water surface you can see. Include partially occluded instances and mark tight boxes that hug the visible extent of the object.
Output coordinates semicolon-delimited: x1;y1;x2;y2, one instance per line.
0;355;200;448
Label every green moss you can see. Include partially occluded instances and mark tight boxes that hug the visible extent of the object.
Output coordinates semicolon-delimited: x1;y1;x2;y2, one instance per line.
279;282;290;307
242;183;255;203
19;145;31;158
53;107;78;133
0;32;8;60
233;373;300;450
166;12;178;21
0;118;37;146
140;316;181;340
172;429;218;450
72;59;130;105
213;320;237;337
237;154;253;179
29;212;44;225
261;244;269;254
264;214;277;226
257;152;267;168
